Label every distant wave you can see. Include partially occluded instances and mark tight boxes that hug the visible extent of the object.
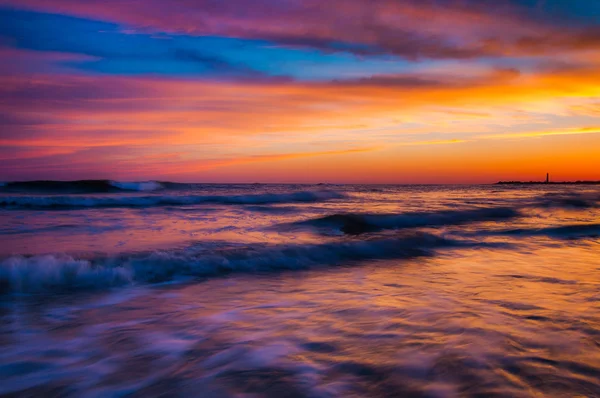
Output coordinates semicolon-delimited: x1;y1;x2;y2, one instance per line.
108;181;163;191
0;180;170;193
490;223;600;239
289;207;520;235
534;192;600;209
0;190;346;209
0;233;465;294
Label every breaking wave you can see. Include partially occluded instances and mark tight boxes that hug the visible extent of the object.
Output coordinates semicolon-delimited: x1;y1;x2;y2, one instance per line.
0;233;463;294
0;180;168;193
0;190;345;209
290;207;520;235
535;192;600;209
0;179;200;193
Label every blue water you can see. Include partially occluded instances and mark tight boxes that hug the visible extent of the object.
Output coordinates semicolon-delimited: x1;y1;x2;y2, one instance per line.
1;182;599;396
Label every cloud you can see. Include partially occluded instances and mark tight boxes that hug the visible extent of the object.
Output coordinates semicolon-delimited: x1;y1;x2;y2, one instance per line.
1;0;597;60
0;8;282;79
396;139;469;146
0;59;598;148
569;103;600;117
331;67;521;88
157;147;380;175
481;127;600;140
0;7;599;183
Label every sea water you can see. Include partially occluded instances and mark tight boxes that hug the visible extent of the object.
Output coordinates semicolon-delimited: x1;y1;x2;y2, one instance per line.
0;182;599;396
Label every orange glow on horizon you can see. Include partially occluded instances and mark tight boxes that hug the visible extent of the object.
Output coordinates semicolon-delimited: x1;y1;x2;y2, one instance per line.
1;0;600;182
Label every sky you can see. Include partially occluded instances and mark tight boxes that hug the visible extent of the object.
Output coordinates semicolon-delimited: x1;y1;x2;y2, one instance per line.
0;0;599;183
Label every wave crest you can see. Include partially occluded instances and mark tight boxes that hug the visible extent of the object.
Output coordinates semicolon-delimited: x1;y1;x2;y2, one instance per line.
0;180;171;193
0;190;345;209
491;223;600;239
291;207;520;235
0;255;132;293
108;181;164;191
0;233;459;294
535;192;600;209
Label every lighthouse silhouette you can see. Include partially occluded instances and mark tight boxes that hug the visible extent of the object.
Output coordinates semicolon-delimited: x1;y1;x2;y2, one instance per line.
546;173;550;183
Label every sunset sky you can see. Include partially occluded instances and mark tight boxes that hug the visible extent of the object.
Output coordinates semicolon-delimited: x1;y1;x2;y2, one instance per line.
1;0;599;183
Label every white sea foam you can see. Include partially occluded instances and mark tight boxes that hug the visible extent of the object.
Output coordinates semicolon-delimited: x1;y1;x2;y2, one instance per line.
0;255;132;293
0;233;455;294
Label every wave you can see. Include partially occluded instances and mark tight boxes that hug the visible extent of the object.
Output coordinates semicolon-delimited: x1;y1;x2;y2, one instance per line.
492;223;600;239
0;233;467;294
290;207;520;235
108;181;163;191
0;190;345;209
535;192;600;209
0;180;170;193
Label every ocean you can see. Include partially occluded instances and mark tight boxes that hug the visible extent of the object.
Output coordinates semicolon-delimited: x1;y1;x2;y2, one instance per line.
1;182;599;397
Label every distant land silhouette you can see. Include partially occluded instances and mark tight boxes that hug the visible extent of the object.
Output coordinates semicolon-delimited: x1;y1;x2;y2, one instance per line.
496;176;600;185
496;173;600;185
496;181;600;185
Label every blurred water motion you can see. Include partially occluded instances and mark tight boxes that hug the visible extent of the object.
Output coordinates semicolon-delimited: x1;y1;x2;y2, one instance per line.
1;183;599;396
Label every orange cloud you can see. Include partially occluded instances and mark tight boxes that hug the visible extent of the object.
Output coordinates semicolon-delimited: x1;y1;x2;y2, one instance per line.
481;127;600;140
156;147;379;176
2;52;600;182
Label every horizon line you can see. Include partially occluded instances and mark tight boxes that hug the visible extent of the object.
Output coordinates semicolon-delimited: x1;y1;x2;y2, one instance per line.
2;179;600;186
